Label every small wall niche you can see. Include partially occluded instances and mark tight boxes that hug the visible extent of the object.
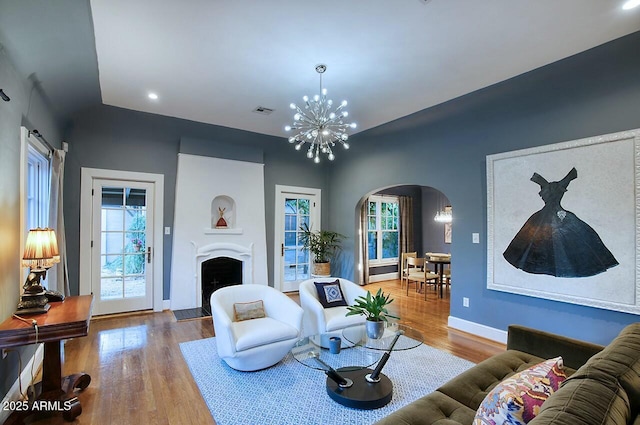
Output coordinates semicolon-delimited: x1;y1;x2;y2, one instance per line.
211;195;236;229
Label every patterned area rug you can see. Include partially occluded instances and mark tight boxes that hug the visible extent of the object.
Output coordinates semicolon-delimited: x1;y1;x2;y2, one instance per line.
180;337;474;425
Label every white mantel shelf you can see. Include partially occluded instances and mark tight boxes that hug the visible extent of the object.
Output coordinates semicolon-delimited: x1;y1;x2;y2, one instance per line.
204;228;243;235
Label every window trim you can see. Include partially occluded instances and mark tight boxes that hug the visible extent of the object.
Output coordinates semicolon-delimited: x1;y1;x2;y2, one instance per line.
367;195;399;267
20;127;52;287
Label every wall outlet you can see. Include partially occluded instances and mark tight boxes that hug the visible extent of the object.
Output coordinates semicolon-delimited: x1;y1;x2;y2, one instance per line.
164;226;171;235
463;297;470;308
472;233;480;244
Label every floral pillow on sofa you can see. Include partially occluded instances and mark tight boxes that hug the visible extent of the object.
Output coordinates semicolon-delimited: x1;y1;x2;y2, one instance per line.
474;357;567;425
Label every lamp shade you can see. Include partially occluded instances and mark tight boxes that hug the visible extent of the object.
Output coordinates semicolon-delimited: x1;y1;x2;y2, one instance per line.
22;228;60;270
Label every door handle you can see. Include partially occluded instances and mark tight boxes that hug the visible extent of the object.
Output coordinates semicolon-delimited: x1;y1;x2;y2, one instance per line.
281;243;284;257
147;246;152;263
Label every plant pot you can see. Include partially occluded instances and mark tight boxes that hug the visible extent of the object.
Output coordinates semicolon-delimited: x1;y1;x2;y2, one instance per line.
313;262;331;277
366;320;385;339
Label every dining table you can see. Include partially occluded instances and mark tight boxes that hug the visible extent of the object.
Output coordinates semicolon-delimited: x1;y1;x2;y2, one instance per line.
426;253;451;298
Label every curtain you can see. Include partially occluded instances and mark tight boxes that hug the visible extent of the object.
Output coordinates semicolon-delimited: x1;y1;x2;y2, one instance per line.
357;199;369;286
49;149;70;296
398;195;414;265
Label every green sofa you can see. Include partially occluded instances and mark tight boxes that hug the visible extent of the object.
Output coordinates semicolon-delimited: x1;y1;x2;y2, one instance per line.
376;323;640;425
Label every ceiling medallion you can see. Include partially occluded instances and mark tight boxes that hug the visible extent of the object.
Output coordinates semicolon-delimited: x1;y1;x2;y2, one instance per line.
285;64;356;163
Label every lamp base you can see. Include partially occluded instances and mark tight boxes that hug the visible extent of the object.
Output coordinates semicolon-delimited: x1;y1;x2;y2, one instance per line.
17;291;50;315
16;304;50;315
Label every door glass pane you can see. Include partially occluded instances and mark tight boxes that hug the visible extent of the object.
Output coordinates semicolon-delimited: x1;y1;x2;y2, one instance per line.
285;199;297;214
284;231;296;246
285;215;297;231
103;209;124;231
101;186;147;300
283;197;311;283
124;276;146;298
298;199;310;214
126;188;146;206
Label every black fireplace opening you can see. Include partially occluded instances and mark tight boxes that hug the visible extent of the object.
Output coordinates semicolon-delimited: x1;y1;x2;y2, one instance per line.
201;257;242;316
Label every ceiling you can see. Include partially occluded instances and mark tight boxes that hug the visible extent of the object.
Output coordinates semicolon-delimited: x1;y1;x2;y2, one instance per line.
2;1;640;137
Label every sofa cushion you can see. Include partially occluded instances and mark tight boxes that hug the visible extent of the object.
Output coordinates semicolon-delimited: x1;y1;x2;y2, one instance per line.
231;317;299;351
233;299;265;321
568;323;640;416
374;390;477;425
314;280;348;308
530;374;631;425
324;306;364;332
473;357;566;425
438;350;555;412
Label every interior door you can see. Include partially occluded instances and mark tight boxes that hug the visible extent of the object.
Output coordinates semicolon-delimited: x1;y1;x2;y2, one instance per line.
275;186;321;292
91;180;154;315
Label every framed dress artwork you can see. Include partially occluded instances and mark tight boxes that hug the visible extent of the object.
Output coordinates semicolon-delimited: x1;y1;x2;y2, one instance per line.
486;128;640;314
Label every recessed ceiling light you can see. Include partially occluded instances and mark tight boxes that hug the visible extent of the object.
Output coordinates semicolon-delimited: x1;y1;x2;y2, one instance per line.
622;0;640;9
148;92;159;100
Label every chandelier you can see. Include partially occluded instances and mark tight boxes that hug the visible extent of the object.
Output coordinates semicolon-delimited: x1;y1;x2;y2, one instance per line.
285;64;356;163
434;206;452;223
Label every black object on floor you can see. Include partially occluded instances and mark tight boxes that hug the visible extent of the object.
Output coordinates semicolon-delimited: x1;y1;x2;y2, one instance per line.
173;307;210;321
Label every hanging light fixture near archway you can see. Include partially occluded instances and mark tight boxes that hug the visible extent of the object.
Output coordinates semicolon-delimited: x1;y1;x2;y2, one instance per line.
434;205;452;223
285;64;356;163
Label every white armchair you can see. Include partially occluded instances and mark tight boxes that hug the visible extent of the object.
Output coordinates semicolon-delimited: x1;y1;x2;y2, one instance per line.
299;277;367;337
210;284;303;371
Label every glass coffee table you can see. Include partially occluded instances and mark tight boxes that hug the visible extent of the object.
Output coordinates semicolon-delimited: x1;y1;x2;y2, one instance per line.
291;323;423;409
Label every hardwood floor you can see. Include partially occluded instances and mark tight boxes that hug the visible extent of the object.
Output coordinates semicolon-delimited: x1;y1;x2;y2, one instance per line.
364;280;505;362
28;280;503;424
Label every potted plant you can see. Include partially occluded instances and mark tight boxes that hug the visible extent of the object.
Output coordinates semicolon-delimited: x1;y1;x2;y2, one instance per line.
299;223;344;276
346;289;399;339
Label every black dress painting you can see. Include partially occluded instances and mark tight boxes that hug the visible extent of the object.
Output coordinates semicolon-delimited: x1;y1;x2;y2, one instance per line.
503;167;618;278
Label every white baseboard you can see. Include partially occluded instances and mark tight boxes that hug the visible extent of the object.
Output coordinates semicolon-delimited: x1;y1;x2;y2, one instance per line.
448;316;508;344
368;272;399;283
0;344;44;423
163;300;171;310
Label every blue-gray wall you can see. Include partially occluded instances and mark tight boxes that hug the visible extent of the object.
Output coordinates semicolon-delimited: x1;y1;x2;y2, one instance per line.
64;104;328;298
327;31;640;345
0;46;63;398
422;187;451;255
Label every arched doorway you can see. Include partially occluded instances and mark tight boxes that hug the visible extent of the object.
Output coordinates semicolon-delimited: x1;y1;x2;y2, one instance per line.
355;185;452;294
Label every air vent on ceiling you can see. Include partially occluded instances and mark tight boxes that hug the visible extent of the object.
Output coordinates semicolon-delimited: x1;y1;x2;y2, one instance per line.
253;106;275;115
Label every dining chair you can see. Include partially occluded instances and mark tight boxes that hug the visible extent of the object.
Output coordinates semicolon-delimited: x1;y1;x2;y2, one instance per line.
406;257;439;300
400;251;417;290
443;265;451;287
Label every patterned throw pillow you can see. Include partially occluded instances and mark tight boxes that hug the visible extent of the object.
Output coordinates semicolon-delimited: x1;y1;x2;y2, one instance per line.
314;280;348;308
233;300;266;321
474;357;567;425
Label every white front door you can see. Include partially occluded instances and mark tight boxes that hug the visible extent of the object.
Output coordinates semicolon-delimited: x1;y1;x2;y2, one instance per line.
91;180;155;315
275;185;321;292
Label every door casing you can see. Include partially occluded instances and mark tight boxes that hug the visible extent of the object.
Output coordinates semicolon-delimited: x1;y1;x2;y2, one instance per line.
79;167;164;314
274;185;321;292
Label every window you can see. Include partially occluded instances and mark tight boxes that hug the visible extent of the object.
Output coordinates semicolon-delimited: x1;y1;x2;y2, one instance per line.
367;196;399;264
26;143;51;230
20;127;52;287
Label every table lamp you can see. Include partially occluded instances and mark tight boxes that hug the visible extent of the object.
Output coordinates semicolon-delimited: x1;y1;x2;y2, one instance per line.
17;228;60;314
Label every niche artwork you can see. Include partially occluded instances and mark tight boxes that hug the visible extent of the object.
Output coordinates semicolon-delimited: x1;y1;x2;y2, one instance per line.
503;168;618;278
215;207;228;229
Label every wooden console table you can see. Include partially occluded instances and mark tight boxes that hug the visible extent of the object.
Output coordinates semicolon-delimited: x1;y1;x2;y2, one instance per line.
0;295;93;424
